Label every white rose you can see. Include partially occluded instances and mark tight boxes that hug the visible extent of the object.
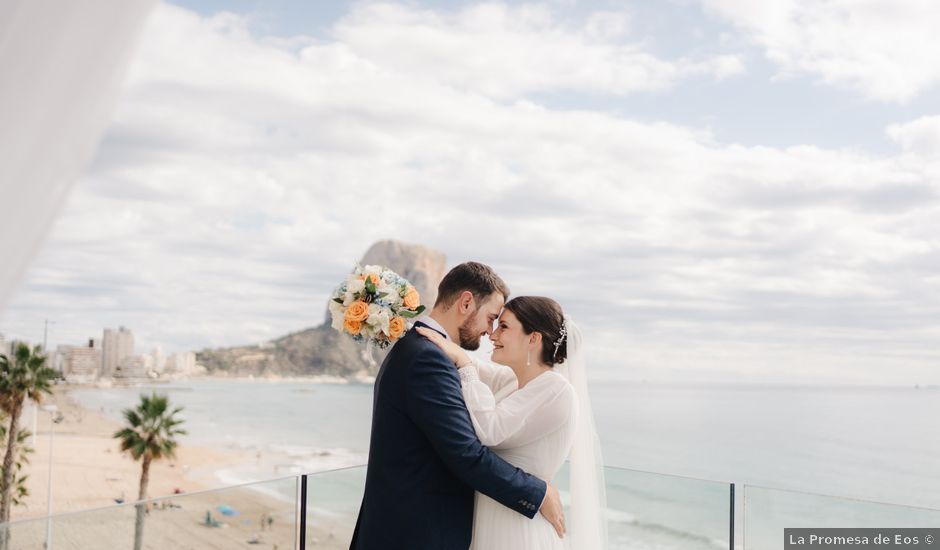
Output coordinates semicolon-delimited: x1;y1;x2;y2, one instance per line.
367;304;391;334
329;302;345;331
384;289;402;307
347;278;365;297
375;282;401;305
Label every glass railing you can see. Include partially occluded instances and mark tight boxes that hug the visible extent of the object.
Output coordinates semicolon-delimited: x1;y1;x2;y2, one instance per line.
303;465;367;549
0;465;936;550
595;465;733;550
1;475;299;550
743;485;940;550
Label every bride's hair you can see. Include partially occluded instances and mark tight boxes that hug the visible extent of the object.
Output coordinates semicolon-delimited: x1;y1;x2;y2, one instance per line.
502;296;567;365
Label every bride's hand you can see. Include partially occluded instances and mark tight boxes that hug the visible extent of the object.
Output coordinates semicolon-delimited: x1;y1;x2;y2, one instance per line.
415;327;472;368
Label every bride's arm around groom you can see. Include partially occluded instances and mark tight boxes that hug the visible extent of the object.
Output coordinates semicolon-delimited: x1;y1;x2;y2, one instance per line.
455;353;575;449
406;337;553;504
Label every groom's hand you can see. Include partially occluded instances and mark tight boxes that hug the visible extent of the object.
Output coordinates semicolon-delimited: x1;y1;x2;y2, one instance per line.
539;483;565;538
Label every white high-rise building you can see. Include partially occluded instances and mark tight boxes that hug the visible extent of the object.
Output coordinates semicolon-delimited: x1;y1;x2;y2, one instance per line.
102;326;134;378
1;336;23;359
0;334;20;358
63;339;102;383
151;346;166;374
52;344;72;374
165;354;177;374
166;352;196;377
115;355;149;378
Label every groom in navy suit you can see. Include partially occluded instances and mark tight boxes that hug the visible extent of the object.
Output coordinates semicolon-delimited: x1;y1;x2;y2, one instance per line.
350;262;565;549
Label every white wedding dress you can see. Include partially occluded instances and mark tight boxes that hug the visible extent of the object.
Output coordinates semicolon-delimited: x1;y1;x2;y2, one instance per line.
458;357;578;550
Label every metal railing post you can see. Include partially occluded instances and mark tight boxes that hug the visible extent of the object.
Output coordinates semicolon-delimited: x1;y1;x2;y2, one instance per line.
730;483;736;550
298;474;308;550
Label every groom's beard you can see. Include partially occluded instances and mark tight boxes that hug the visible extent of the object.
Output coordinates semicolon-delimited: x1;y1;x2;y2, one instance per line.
458;317;483;350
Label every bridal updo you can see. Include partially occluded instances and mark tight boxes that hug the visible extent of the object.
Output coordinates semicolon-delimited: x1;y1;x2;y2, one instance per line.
502;296;567;366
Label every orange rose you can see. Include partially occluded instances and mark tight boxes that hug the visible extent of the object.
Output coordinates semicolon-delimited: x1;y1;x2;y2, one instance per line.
388;316;406;339
344;318;362;335
345;300;370;322
359;273;380;286
403;286;420;310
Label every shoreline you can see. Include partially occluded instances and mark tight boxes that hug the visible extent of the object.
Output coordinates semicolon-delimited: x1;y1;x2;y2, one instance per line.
13;386;258;521
192;374;376;384
9;386;354;548
78;374;376;386
71;374;939;389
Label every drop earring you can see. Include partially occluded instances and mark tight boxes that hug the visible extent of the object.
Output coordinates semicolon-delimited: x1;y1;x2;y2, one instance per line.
526;349;531;367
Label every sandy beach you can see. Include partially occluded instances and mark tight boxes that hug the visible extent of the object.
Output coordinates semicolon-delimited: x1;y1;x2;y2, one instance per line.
5;386;353;549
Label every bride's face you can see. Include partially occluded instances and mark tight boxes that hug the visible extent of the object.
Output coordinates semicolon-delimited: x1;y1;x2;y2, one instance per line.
489;309;531;367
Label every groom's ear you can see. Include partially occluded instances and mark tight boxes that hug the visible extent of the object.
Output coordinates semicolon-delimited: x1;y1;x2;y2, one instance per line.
457;290;475;314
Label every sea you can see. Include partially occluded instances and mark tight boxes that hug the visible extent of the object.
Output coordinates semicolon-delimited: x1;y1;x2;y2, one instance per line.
68;380;940;550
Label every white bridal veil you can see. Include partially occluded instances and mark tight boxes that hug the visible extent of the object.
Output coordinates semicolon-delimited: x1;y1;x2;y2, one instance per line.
555;317;608;549
0;0;155;312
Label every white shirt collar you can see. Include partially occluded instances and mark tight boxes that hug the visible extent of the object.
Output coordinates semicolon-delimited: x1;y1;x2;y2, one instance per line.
419;315;451;341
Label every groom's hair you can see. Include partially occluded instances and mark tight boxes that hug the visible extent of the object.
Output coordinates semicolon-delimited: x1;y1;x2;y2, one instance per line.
434;262;510;311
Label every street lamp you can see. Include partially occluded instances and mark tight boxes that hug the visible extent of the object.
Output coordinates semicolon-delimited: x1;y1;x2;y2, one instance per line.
42;320;55;353
32;320;55;448
41;405;64;550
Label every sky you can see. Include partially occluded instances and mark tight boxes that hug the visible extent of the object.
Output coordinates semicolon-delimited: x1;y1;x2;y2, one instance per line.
3;0;940;384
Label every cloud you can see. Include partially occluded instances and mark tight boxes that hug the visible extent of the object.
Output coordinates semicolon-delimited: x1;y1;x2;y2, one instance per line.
3;3;939;384
333;2;744;99
699;0;940;102
887;115;940;156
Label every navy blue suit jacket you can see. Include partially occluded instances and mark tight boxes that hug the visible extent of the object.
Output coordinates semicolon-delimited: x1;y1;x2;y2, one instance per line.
350;321;547;549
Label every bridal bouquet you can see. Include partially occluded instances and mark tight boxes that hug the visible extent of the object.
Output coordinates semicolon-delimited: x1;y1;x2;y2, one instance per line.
329;264;426;349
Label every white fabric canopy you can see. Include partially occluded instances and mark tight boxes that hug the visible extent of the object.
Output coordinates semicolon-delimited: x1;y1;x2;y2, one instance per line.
0;0;155;313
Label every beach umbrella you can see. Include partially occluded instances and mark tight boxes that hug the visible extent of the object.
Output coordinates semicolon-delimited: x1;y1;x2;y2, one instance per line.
217;504;239;516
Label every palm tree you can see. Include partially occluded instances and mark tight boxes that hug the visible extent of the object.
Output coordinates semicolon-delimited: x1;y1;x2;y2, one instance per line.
0;422;34;509
113;393;186;550
0;343;56;548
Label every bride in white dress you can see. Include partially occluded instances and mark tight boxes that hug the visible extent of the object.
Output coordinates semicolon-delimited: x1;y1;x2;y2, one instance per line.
417;296;607;550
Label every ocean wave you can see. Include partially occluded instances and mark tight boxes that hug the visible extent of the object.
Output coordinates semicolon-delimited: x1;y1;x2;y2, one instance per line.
213;445;365;483
557;488;636;524
624;517;721;546
605;507;637;523
213;468;295;504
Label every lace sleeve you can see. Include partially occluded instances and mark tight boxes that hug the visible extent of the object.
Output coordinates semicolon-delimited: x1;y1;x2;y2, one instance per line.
458;369;575;449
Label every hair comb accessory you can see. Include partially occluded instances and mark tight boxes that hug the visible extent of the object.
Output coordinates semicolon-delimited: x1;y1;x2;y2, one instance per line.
552;324;567;359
